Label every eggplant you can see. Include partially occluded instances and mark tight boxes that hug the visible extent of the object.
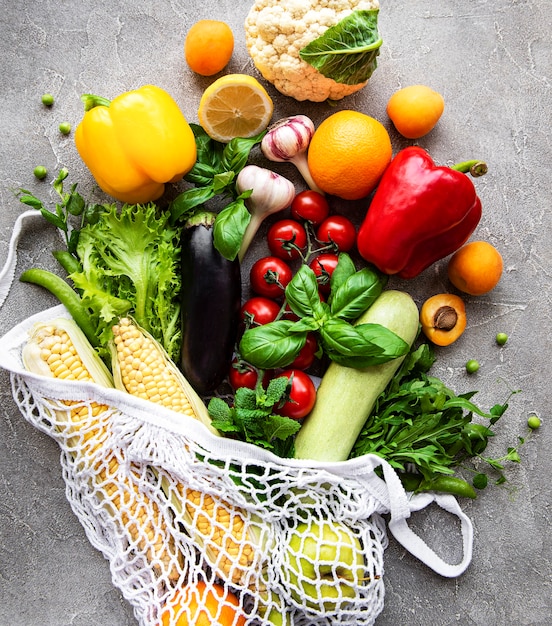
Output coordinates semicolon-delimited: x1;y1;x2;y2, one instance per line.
180;212;241;395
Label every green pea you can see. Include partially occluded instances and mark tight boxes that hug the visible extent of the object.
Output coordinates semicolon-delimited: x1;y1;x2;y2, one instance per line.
41;93;54;106
496;332;508;346
33;165;48;180
527;415;541;430
465;359;480;374
59;122;72;135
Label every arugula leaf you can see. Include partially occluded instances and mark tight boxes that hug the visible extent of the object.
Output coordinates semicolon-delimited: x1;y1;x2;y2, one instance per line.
208;375;300;455
299;10;383;86
351;343;522;492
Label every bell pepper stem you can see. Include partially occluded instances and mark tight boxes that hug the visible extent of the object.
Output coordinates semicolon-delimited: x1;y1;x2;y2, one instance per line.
80;93;111;111
451;160;488;178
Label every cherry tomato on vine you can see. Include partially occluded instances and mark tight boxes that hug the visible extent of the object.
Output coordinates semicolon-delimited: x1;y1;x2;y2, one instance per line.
309;253;340;294
250;256;293;299
240;297;281;328
281;301;300;321
290;190;330;226
276;369;317;420
267;219;307;260
316;215;357;252
228;358;273;391
289;333;319;371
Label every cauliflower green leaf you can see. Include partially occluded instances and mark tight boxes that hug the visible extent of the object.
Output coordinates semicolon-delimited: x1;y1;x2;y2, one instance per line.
299;10;382;86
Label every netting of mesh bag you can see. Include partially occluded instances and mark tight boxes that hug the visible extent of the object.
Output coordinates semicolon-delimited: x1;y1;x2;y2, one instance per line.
10;367;389;626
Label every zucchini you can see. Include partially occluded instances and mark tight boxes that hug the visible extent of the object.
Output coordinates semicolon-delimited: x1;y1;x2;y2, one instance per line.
180;212;241;395
293;290;419;462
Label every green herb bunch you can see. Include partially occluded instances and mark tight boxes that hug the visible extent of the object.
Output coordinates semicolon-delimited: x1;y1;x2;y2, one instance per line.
208;375;301;457
239;252;409;370
352;343;522;497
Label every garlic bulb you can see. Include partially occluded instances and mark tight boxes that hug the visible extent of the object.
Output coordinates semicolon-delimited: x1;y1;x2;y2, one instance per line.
261;115;324;194
236;164;296;261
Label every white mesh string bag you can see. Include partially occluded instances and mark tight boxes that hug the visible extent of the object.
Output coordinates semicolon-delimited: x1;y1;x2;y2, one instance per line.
0;304;474;626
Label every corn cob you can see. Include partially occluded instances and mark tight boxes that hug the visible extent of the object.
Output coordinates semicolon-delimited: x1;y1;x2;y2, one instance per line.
159;473;263;585
110;317;217;434
110;317;264;584
21;318;183;581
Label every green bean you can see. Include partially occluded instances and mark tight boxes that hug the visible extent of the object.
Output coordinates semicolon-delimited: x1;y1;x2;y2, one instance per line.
399;472;477;499
20;268;99;347
398;471;423;492
421;475;477;499
52;250;82;276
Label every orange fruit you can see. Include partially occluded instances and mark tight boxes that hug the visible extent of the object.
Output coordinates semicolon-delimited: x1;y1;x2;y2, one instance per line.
185;20;234;76
386;85;445;139
307;110;392;200
447;241;503;296
160;581;245;626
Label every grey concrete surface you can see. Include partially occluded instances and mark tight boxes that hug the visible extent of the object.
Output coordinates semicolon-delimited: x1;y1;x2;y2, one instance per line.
1;1;550;624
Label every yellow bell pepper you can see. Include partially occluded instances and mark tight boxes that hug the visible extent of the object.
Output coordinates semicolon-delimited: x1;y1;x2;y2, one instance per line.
75;85;197;204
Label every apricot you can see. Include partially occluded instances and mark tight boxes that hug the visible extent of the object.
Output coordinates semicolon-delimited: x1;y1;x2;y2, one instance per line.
447;241;503;296
386;85;445;139
420;294;467;346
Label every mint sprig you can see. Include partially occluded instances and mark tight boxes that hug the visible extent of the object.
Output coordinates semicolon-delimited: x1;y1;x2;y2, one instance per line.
208;376;301;456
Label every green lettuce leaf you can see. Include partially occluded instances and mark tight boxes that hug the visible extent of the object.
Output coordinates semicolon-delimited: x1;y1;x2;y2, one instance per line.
71;203;182;361
299;10;382;86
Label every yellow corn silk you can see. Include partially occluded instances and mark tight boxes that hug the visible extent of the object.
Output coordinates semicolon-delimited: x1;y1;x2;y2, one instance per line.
75;85;197;204
21;318;183;580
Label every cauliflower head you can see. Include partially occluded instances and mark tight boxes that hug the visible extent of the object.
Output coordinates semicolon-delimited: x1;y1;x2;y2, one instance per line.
245;0;380;102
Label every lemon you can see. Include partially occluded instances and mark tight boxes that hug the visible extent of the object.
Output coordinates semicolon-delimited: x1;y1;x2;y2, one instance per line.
197;74;273;142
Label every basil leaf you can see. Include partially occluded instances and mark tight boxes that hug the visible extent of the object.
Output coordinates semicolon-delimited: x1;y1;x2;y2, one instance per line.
170;185;215;222
188;123;224;168
221;131;266;173
330;267;385;320
288;316;320;333
239;320;308;369
185;162;219;186
286;265;327;319
213;170;236;194
329;252;356;294
299;10;383;86
213;198;251;261
320;319;409;367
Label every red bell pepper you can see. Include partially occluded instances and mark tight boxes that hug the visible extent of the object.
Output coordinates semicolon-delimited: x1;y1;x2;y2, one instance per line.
357;146;487;279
